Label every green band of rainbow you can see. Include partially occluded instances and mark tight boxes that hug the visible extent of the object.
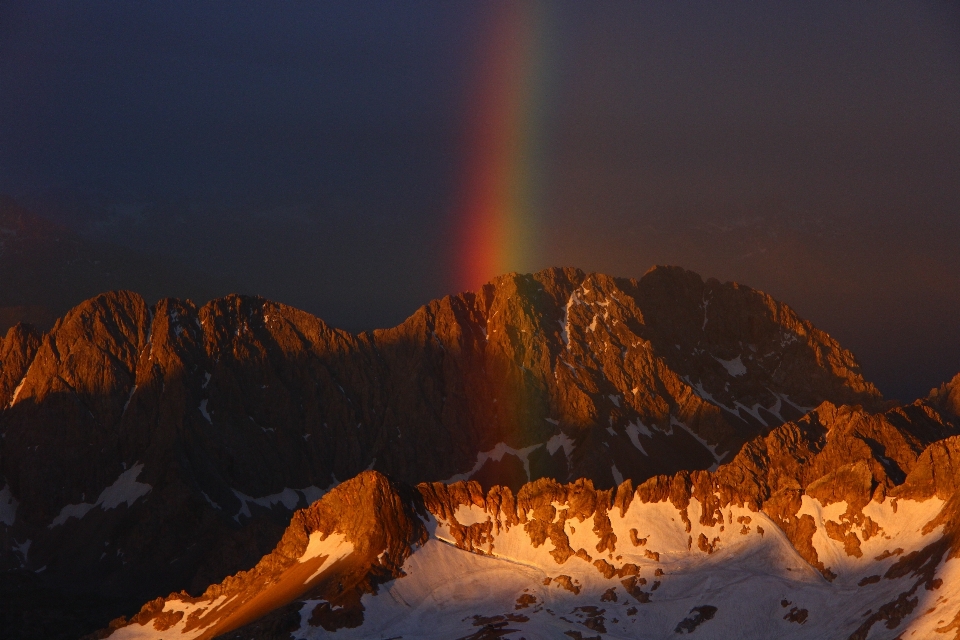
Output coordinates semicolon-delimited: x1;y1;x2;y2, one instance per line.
453;2;554;292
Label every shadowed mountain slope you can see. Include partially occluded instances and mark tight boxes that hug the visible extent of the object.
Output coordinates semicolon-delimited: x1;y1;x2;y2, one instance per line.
99;397;960;640
0;266;888;637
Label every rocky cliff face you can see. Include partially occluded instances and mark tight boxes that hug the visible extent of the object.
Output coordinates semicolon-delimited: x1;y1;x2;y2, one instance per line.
0;322;41;407
101;396;960;640
95;471;426;640
0;266;888;636
929;372;960;426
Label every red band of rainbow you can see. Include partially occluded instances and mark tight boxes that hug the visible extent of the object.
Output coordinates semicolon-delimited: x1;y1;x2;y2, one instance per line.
453;2;554;292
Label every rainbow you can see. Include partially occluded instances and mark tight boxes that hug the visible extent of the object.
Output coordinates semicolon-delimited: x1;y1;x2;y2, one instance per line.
453;2;555;292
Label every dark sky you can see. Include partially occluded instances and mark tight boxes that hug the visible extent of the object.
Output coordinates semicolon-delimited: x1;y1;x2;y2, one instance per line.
1;1;959;402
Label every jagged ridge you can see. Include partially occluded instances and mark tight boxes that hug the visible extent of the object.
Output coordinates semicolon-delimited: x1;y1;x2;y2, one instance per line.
0;266;889;636
103;397;960;639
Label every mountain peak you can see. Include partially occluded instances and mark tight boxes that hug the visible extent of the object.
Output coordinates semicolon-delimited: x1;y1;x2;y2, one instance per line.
0;266;912;638
95;393;960;639
929;372;960;423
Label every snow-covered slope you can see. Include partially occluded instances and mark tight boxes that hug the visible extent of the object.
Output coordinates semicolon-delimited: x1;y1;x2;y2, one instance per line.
102;401;960;640
0;266;896;639
291;494;952;640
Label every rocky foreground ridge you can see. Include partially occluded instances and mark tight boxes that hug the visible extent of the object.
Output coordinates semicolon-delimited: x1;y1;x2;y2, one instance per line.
100;395;960;639
0;265;926;637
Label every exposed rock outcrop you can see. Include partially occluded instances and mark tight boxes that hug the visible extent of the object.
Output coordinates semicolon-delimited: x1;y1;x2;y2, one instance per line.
0;323;41;408
96;471;425;640
98;391;960;640
928;372;960;427
0;266;887;636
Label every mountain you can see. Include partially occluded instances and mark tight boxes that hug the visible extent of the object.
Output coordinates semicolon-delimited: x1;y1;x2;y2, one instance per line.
97;398;960;639
929;373;960;425
0;265;911;637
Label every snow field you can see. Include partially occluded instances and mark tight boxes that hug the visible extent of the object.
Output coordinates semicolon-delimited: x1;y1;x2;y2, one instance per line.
300;493;960;639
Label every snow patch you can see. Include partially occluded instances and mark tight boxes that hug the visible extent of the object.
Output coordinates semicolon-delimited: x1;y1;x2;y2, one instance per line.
797;494;947;581
624;421;651;455
122;385;137;414
299;531;354;583
8;376;27;408
454;504;491;526
560;290;584;348
686;378;735;413
0;483;18;525
545;432;575;462
775;391;814;415
611;463;624;486
51;503;95;526
734;401;770;427
714;355;747;376
229;484;329;522
232;487;302;522
50;464;152;527
300;485;327;505
444;442;543;484
765;394;784;422
13;538;30;563
199;399;212;423
108;595;230;640
687;376;789;426
98;465;153;510
780;331;800;347
672;416;722;462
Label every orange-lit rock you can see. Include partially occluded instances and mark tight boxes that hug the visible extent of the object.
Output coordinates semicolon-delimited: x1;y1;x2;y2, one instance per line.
0;266;932;637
